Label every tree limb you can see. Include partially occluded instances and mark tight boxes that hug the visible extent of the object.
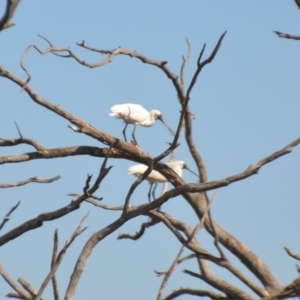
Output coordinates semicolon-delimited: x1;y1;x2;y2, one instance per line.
51;230;60;300
274;30;300;40
163;287;229;300
0;201;20;231
0;146;125;165
0;263;31;299
0;162;111;246
0;175;60;188
295;0;300;9
35;214;89;300
284;247;300;261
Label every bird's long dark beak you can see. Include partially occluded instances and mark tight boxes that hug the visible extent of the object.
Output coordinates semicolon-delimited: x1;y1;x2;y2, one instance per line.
185;165;199;177
158;115;175;136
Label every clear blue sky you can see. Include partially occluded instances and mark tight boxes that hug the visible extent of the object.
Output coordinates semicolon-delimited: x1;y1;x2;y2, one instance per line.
1;1;300;299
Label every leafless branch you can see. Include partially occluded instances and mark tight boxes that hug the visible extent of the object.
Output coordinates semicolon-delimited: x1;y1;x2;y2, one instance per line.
181;33;227;184
85;198;123;210
274;30;300;40
186;31;227;102
0;201;20;231
163;287;228;300
17;278;37;298
184;269;254;300
156;190;217;300
0;145;126;165
0;180;97;246
153;200;267;298
68;193;122;210
179;38;191;89
0;263;31;299
155;233;188;300
284;247;300;261
0;134;46;151
35;214;88;300
0;0;21;31
262;276;300;300
14;122;23;138
51;230;60;300
295;0;300;9
83;174;92;195
0;175;60;188
86;146;114;196
118;217;160;240
6;292;27;299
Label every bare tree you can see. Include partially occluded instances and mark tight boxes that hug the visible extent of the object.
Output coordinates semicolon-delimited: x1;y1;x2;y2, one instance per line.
1;4;300;300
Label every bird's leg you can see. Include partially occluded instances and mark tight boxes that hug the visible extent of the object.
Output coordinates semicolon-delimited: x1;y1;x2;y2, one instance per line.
122;123;128;142
152;183;157;201
148;183;153;202
131;124;138;145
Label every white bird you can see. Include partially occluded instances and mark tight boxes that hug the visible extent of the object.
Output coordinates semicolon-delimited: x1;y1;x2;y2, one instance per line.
109;103;175;144
127;161;198;202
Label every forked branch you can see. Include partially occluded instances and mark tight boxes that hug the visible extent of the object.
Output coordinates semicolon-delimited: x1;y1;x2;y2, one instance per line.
35;213;89;300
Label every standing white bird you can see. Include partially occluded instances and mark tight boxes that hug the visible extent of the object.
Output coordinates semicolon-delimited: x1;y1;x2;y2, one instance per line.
127;161;198;202
109;103;175;144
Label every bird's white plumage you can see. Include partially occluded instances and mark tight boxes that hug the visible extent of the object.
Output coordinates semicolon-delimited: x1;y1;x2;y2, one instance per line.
109;104;161;127
127;164;166;183
109;103;174;143
127;161;187;183
127;161;197;201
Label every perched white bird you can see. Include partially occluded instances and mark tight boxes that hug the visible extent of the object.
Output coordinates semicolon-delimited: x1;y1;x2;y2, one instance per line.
109;103;175;144
127;161;198;202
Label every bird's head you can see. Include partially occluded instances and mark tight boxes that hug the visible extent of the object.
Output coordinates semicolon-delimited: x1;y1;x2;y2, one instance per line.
151;110;162;120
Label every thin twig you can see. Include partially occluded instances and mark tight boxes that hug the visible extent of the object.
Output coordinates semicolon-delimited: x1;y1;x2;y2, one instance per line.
180;38;191;89
118;217;160;240
284;247;300;261
51;230;60;300
0;201;20;231
274;31;300;40
0;135;46;151
0;175;61;188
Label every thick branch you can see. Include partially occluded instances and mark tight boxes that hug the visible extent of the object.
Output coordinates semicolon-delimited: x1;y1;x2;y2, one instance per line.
0;145;126;165
184;270;253;300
